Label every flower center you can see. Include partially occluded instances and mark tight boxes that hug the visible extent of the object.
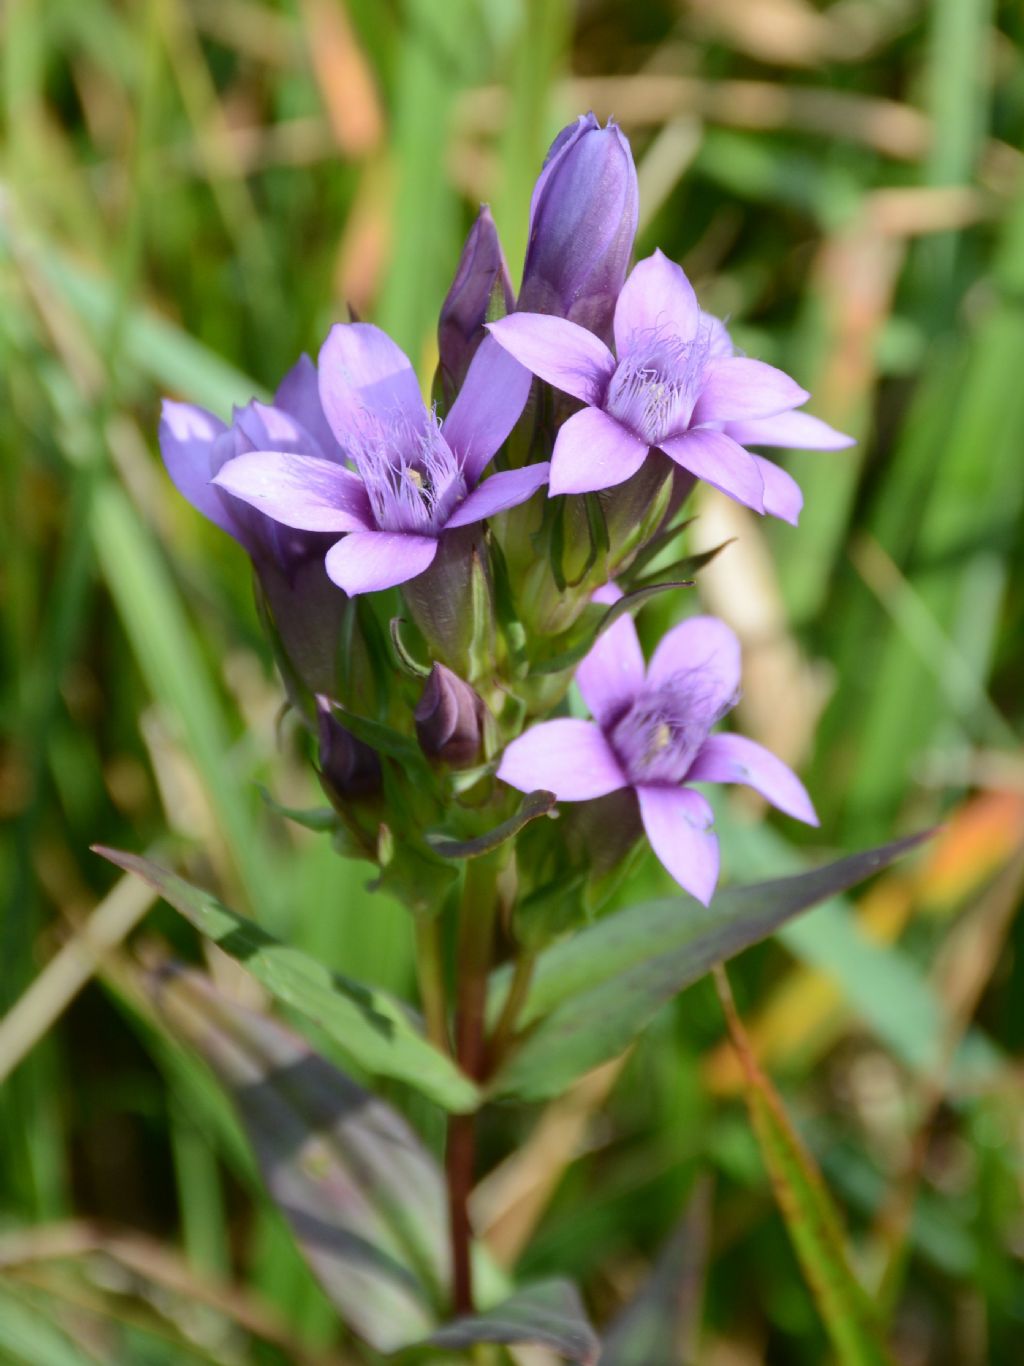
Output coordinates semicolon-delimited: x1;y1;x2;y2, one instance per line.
604;324;711;444
609;674;734;786
353;408;467;535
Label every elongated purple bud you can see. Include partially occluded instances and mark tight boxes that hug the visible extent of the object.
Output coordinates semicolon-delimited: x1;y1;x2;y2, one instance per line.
518;113;638;342
437;206;515;406
414;664;488;768
317;703;381;801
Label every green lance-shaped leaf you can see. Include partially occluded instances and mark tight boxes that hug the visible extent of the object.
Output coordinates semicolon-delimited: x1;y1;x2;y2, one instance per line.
533;580;694;676
488;832;931;1102
95;848;480;1113
149;966;448;1353
599;1177;712;1365
256;784;338;833
426;1279;600;1363
715;969;896;1366
0;1284;104;1366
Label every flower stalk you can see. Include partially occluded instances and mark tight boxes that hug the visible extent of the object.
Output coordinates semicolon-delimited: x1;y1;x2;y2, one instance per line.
447;855;503;1313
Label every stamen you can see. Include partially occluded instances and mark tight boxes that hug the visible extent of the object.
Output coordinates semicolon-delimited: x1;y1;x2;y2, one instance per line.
605;321;713;444
610;671;736;785
351;405;467;535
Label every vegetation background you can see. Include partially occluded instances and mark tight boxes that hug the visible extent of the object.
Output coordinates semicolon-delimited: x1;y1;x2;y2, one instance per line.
2;0;1022;1361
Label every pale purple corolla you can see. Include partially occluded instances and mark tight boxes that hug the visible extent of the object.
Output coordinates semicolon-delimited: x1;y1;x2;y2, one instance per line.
159;352;344;561
497;589;818;905
158;355;351;698
487;250;852;523
213;323;541;595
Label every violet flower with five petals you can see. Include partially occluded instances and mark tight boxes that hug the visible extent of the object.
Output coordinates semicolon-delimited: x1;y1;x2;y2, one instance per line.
214;324;541;594
158;355;354;698
497;589;818;904
487;250;852;523
159;353;343;559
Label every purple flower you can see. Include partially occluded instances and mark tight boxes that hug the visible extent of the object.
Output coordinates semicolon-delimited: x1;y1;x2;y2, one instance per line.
159;353;343;560
213;323;541;595
519;112;638;342
437;206;515;407
158;356;352;699
497;588;817;905
488;250;853;523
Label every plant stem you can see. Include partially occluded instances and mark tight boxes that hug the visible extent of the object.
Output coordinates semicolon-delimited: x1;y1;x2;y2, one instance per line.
485;948;536;1075
446;1110;476;1315
446;857;500;1314
414;913;451;1055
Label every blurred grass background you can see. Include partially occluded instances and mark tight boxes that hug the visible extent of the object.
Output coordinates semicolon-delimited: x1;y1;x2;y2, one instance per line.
1;0;1023;1361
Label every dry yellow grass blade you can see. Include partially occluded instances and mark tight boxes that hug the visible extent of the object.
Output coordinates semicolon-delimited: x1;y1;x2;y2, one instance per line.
0;875;155;1085
300;0;384;159
472;1055;628;1267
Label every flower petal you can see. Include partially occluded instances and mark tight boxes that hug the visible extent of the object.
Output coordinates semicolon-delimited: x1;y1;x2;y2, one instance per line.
527;113;599;236
318;323;425;451
687;733;819;825
497;719;628;801
659;428;765;513
701;311;734;361
486;313;615;405
325;530;438;595
691;357;809;425
444;463;550;530
646;614;742;712
753;456;803;525
234;401;324;460
274;353;346;463
613;250;700;357
575;584;645;728
636;784;720;905
213;452;372;532
159;400;235;533
724;409;854;451
550;406;649;495
441;335;533;484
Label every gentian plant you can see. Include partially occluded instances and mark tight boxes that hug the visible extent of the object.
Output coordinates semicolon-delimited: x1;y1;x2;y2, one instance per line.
102;114;925;1362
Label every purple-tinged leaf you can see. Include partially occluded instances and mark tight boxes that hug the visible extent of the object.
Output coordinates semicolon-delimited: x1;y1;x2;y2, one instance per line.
94;847;480;1113
149;967;447;1353
599;1178;712;1365
427;1279;600;1363
426;790;557;860
488;832;933;1101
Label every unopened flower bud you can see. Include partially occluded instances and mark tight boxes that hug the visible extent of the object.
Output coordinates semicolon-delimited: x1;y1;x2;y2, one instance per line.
518;113;638;342
317;703;381;801
438;206;515;407
414;664;488;768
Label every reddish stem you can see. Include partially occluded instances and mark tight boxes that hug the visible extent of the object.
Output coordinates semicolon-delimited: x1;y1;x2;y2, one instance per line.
445;858;499;1314
446;1112;476;1314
